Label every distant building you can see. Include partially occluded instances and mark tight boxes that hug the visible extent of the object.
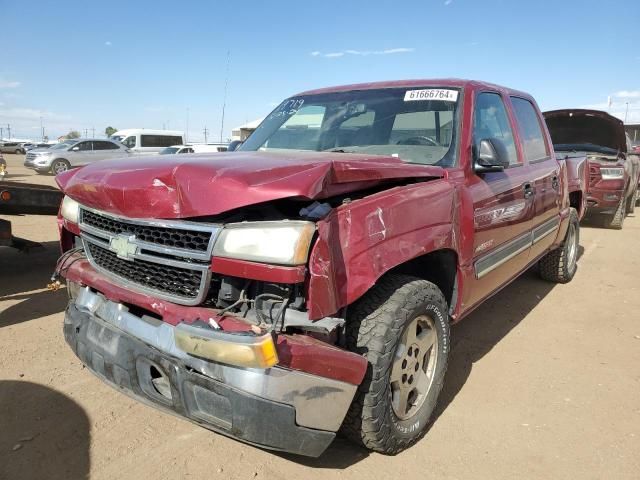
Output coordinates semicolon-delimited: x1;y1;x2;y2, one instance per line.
232;118;263;141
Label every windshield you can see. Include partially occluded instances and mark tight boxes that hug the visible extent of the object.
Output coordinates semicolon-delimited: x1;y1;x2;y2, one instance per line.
110;135;125;142
240;87;461;166
553;143;618;155
160;147;179;154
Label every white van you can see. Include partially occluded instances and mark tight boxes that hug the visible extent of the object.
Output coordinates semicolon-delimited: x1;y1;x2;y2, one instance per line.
110;129;185;155
189;143;229;153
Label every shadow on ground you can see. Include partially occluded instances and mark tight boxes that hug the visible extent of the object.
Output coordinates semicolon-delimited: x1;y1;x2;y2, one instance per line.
0;241;67;327
0;381;90;480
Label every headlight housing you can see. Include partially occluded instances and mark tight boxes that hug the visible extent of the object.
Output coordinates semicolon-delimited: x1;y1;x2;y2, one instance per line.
600;167;624;180
60;195;80;224
213;221;315;266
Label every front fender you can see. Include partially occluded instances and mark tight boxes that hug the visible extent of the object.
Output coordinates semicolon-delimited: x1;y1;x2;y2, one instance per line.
307;181;457;319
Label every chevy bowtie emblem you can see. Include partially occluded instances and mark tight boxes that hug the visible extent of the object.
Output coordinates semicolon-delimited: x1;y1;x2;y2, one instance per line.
110;234;138;260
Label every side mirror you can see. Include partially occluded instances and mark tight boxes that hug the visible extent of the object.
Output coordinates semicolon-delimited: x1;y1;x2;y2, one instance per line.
473;138;509;174
71;146;80;151
227;140;243;152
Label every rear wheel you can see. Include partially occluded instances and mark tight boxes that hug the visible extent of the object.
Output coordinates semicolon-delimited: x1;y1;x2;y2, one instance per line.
604;197;626;229
341;275;449;454
539;208;579;283
50;159;71;175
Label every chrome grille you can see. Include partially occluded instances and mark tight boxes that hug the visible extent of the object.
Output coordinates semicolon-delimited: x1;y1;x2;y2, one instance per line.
78;207;220;305
86;242;205;301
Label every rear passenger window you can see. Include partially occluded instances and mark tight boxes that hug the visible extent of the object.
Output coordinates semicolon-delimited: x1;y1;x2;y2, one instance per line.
93;141;120;150
141;135;183;147
474;93;519;166
511;97;549;162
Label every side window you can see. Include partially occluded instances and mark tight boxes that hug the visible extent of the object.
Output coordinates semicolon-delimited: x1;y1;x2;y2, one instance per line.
94;141;120;150
141;135;183;147
75;141;92;151
123;136;136;148
474;92;519;166
511;97;549;162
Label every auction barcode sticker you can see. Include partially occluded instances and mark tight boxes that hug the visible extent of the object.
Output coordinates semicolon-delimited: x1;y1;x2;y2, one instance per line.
404;89;459;102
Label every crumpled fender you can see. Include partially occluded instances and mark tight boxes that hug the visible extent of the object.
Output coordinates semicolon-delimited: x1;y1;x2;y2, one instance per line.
307;179;457;319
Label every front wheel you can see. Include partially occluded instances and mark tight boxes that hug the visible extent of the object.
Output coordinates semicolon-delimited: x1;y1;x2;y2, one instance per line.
50;159;71;175
626;190;636;215
341;275;450;454
538;208;579;283
604;196;626;230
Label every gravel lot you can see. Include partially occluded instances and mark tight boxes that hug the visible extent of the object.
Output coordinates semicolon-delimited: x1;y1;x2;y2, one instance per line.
1;153;639;480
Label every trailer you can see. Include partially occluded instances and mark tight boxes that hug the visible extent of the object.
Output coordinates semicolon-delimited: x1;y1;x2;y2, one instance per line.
0;181;63;250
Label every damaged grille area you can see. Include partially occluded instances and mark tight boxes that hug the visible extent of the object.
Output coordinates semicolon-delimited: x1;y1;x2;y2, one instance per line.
86;242;204;300
82;209;212;252
78;207;219;305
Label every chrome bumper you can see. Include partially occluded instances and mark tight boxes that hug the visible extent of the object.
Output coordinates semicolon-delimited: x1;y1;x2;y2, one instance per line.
68;287;356;433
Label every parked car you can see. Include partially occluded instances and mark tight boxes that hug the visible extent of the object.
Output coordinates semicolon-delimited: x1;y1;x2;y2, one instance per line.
55;79;583;457
0;142;27;154
544;109;638;229
109;129;184;155
159;145;194;154
24;139;130;174
24;142;51;151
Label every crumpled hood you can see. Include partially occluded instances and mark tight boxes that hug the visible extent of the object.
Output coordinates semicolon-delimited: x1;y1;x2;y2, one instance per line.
544;109;627;153
56;151;444;218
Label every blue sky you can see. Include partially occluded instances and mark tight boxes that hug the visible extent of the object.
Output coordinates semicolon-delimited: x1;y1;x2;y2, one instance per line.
1;0;639;141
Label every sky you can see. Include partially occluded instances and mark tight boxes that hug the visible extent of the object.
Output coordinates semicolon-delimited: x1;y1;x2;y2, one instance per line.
1;0;639;142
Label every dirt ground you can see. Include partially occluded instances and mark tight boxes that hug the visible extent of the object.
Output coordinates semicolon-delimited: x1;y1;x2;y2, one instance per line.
1;153;639;480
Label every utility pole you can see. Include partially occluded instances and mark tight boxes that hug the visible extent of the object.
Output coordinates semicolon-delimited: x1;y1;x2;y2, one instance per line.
203;126;209;143
625;102;630;124
92;127;95;138
7;124;11;140
220;50;231;143
40;116;44;142
0;127;3;140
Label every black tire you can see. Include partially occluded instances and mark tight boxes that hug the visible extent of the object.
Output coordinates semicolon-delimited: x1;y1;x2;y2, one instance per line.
626;190;636;215
539;208;579;283
604;197;625;230
341;274;450;454
50;159;71;175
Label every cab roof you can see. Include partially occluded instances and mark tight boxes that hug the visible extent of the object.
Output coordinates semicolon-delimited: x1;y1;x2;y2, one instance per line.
296;78;534;100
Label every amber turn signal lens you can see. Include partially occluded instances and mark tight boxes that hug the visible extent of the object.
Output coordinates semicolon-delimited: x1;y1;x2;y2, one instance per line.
174;323;278;369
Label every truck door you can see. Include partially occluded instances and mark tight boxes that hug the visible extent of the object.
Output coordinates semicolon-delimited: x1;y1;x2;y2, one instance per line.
70;141;94;167
510;97;561;259
464;91;536;308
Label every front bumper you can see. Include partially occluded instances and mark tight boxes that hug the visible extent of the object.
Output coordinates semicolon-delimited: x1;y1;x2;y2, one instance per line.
587;187;625;214
63;288;358;457
24;157;51;171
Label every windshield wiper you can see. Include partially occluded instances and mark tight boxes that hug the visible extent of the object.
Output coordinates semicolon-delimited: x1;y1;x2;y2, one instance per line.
323;147;358;153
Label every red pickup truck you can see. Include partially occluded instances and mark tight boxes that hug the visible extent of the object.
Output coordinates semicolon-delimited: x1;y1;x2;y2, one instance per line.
544;109;639;229
55;79;583;457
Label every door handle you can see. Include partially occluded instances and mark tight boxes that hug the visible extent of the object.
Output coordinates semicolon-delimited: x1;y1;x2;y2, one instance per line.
523;182;534;199
551;175;559;190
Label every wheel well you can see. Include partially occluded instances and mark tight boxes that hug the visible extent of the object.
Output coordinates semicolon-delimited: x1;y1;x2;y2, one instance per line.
569;191;583;217
386;249;458;307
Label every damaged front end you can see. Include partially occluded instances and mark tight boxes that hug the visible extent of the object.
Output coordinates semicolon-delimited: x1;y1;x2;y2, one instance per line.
55;189;373;456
